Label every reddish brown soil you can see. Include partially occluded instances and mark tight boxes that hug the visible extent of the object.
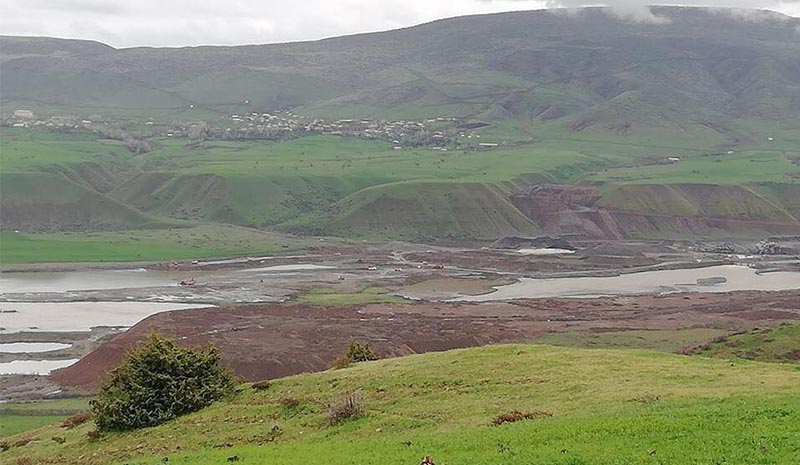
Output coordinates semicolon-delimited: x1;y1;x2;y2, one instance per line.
51;290;800;390
511;184;800;239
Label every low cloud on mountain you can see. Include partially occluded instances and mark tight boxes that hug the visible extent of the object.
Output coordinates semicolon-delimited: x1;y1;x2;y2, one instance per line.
0;0;797;47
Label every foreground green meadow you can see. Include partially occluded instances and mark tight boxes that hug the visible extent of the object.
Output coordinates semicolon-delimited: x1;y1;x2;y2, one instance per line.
5;344;800;464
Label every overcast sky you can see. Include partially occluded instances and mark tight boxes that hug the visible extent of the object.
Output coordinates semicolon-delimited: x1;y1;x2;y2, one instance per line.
1;0;798;48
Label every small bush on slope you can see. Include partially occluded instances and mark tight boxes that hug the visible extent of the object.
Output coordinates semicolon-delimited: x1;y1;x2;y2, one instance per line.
346;339;378;363
328;391;365;425
91;333;235;432
331;339;378;369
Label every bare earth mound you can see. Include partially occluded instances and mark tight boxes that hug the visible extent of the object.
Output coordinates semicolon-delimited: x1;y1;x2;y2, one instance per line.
52;290;800;389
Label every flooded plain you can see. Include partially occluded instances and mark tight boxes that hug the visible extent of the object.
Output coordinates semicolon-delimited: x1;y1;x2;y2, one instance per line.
0;359;79;375
0;302;211;333
0;269;187;294
459;265;800;301
0;342;72;353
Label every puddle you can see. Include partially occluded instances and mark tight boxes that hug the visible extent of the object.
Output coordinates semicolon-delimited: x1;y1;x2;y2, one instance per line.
0;302;211;333
0;359;79;375
241;264;334;272
517;248;576;255
0;342;72;353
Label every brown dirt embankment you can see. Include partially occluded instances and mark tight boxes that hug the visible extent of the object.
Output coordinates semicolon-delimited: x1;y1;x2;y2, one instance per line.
51;290;800;390
511;184;800;239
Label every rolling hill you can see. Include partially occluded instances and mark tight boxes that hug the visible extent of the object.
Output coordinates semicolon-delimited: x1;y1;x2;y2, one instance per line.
1;7;800;251
3;344;800;464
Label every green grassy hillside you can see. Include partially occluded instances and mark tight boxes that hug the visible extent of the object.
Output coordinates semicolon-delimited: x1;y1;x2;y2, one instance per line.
0;172;161;230
599;183;795;219
2;123;799;259
306;181;540;240
693;323;800;364
4;344;800;464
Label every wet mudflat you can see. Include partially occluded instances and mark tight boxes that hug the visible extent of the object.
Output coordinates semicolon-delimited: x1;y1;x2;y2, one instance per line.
460;265;800;300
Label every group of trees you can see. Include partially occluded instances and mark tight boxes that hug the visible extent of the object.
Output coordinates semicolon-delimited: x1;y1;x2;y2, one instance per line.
95;127;154;154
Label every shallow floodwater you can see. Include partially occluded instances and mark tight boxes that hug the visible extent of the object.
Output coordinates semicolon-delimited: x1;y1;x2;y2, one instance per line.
459;265;800;301
0;342;72;353
242;264;334;272
0;269;187;294
0;359;79;375
0;302;210;333
517;248;576;256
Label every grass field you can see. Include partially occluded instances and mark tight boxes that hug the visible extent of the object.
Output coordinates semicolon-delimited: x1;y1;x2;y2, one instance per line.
586;151;800;185
530;328;731;353
4;344;800;464
0;225;307;264
3;123;799;259
693;323;800;364
0;398;90;438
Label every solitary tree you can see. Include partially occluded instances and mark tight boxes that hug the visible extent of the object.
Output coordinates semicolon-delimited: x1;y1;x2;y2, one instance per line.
91;332;235;431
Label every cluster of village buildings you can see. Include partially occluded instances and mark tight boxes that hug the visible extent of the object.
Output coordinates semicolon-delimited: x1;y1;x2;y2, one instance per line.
3;109;502;150
217;112;462;148
4;110;95;130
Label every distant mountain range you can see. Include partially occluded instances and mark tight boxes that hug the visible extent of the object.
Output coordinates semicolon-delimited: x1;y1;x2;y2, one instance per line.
2;7;799;136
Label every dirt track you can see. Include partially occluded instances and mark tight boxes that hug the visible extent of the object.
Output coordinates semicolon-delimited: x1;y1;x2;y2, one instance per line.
51;290;800;390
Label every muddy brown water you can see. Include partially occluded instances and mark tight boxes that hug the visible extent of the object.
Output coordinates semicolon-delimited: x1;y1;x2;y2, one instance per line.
459;265;800;301
0;269;187;294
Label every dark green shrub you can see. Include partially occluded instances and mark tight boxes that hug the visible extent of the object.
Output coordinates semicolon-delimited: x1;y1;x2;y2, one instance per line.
345;339;377;363
330;339;378;370
91;332;235;431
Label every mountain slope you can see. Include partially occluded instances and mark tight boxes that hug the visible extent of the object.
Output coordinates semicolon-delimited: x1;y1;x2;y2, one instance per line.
2;7;799;138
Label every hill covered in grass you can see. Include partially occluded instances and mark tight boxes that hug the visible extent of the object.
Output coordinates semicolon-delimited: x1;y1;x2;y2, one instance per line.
2;7;800;252
693;323;800;363
4;344;800;464
2;7;800;140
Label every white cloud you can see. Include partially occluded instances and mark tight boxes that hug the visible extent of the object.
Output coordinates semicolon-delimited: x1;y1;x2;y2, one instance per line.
0;0;797;47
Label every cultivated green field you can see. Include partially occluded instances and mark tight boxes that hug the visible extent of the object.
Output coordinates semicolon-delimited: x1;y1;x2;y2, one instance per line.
4;345;800;464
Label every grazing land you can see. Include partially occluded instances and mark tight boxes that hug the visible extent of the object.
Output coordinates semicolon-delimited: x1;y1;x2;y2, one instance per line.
4;345;800;464
3;7;800;253
0;398;90;438
1;7;800;462
692;323;800;363
0;225;308;264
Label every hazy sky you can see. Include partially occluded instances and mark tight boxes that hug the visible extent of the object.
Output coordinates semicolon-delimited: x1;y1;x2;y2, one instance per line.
1;0;798;47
